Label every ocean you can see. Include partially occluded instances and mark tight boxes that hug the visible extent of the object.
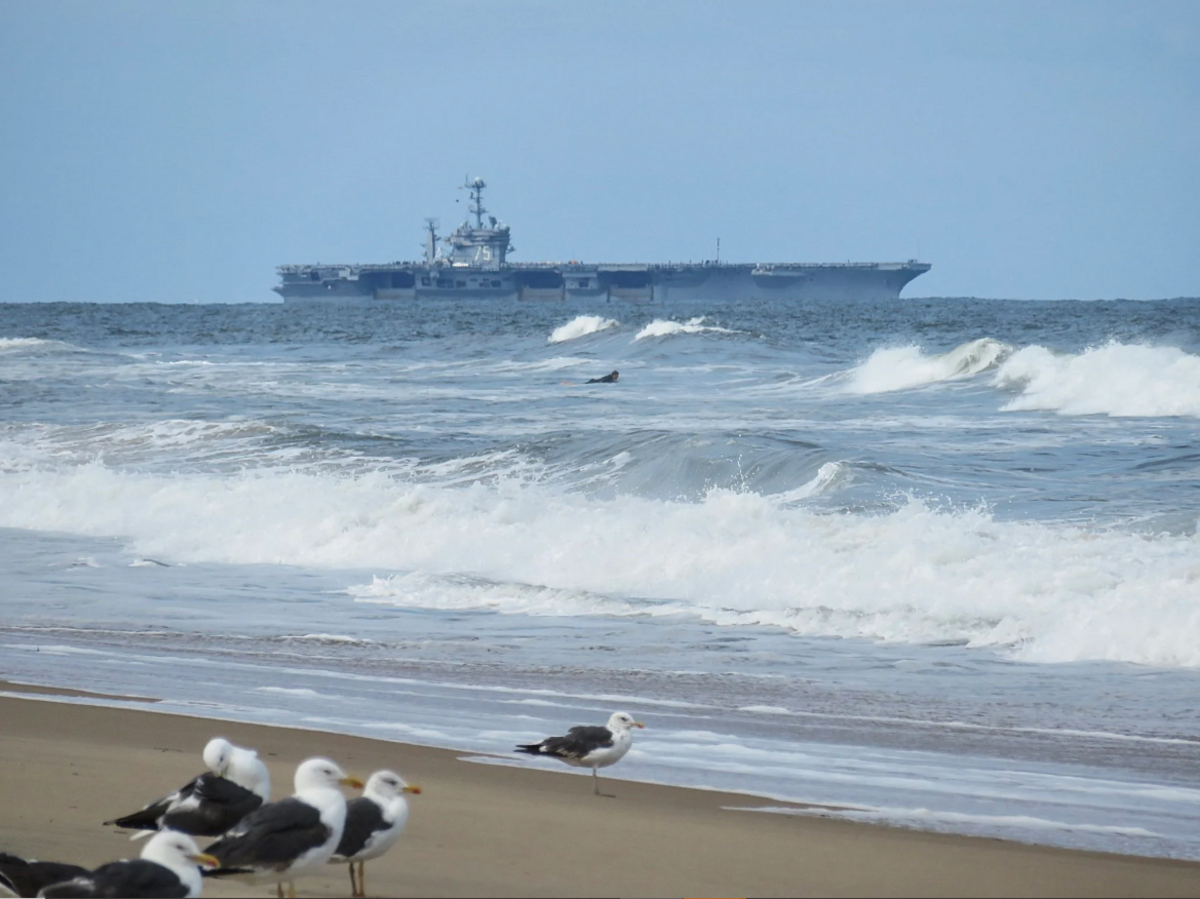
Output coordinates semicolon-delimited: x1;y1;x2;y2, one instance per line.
2;296;1199;860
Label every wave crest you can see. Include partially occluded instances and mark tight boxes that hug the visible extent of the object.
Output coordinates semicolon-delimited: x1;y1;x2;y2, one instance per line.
769;461;849;503
994;342;1200;417
548;315;619;344
846;338;1012;395
633;317;736;341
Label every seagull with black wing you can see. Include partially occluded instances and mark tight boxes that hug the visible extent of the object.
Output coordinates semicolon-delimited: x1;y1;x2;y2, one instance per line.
204;756;362;899
515;711;645;797
104;737;270;839
36;830;217;899
329;769;421;898
0;852;89;899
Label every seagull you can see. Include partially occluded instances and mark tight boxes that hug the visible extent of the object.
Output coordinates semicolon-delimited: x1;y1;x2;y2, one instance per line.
35;830;217;898
0;853;89;899
105;737;270;839
515;711;645;797
329;769;421;898
204;757;362;899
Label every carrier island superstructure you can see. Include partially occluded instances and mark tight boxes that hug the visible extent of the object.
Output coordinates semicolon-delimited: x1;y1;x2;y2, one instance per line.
273;178;930;303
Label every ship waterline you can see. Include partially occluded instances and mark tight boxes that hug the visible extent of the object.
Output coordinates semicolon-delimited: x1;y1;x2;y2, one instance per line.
274;178;931;302
275;259;932;302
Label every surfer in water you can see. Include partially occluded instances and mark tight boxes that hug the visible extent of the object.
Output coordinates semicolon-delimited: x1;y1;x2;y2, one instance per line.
586;370;619;384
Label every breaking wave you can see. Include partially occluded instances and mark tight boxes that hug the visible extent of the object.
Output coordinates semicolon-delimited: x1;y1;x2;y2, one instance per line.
994;342;1200;417
634;317;737;341
2;462;1198;670
846;338;1012;394
547;315;619;344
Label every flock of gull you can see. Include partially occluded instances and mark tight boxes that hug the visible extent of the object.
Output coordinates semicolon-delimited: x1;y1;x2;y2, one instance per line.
0;712;645;898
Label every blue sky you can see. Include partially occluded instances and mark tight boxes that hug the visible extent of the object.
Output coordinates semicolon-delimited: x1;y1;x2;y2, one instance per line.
1;0;1197;302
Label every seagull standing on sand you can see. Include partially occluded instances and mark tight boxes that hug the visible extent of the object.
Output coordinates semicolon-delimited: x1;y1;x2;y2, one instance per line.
204;757;362;899
515;711;645;797
105;737;270;839
36;830;217;898
329;769;421;898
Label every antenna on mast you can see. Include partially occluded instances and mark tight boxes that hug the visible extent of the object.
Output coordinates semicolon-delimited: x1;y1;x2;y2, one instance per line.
462;176;487;229
423;218;440;264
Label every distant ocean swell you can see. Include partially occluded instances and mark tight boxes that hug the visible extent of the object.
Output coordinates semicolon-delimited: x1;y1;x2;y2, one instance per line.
4;329;1199;419
0;460;1196;669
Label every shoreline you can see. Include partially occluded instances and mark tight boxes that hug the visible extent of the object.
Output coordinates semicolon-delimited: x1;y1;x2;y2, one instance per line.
3;685;1200;897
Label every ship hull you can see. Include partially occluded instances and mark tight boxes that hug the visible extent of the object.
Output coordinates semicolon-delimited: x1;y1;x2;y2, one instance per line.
274;261;931;303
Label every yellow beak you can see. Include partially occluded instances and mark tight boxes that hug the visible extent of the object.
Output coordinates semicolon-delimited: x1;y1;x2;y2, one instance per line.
404;785;422;795
340;776;365;789
190;853;220;869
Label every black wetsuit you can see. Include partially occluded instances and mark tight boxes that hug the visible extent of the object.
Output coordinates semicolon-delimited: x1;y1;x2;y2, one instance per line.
587;371;619;384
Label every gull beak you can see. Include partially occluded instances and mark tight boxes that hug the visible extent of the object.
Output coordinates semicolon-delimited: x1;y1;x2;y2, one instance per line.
341;776;365;790
191;853;220;870
403;785;422;795
634;722;646;729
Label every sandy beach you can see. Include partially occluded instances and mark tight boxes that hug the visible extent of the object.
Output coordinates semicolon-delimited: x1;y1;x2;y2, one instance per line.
2;685;1199;898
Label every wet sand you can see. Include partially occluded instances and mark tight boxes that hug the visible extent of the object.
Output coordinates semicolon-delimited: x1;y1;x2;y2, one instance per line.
2;685;1199;898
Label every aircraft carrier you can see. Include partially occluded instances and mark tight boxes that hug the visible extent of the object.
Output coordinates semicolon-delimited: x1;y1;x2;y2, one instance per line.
274;179;931;303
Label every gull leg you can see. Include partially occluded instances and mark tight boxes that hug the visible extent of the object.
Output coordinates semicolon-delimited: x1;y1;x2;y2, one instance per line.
275;883;284;899
348;861;358;897
593;767;615;798
358;860;366;897
286;882;297;899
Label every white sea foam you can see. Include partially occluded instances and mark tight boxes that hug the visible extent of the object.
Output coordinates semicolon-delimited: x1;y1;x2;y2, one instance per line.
0;337;53;351
747;805;1163;838
350;573;649;618
633;317;736;340
547;315;619;343
845;338;1012;394
3;463;1197;669
282;634;370;644
498;698;565;707
994;342;1200;417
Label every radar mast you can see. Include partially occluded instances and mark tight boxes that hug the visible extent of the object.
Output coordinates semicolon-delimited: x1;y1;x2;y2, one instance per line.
423;218;441;264
464;176;487;229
